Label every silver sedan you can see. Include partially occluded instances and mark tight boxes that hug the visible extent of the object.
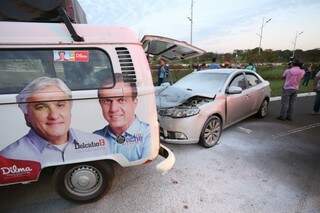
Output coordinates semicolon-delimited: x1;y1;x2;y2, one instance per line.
156;69;271;148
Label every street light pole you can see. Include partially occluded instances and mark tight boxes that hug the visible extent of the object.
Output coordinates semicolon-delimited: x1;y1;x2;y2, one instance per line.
292;31;303;58
187;0;194;44
257;17;272;55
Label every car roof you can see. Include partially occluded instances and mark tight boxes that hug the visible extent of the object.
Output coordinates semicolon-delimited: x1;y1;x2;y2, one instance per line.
0;21;139;45
196;69;245;75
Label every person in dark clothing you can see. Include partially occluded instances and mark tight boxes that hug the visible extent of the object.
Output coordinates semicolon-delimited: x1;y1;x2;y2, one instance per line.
312;70;320;114
157;58;169;86
302;64;312;86
208;57;220;69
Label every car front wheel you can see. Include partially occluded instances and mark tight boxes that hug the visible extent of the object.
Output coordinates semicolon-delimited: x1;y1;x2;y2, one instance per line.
199;115;222;148
257;99;269;118
53;161;114;203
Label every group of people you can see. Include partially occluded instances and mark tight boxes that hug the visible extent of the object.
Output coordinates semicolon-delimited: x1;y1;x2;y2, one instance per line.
0;74;151;167
192;57;222;71
278;58;320;121
156;56;260;86
192;58;257;72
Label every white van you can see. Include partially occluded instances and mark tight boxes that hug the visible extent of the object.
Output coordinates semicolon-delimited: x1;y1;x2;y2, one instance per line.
0;0;204;203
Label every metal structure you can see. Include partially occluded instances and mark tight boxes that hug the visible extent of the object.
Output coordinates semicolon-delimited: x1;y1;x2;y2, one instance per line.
292;31;304;57
187;0;194;44
257;17;272;55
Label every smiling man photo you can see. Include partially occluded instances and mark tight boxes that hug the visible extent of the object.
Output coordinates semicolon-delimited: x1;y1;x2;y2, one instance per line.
94;73;151;162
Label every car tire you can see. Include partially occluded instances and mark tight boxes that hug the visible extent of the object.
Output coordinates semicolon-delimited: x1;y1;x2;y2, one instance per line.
53;161;114;203
199;115;222;148
257;99;269;118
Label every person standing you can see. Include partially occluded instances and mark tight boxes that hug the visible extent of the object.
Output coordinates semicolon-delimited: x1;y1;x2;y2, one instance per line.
278;59;305;121
302;64;312;86
312;70;320;114
157;58;169;86
208;57;220;69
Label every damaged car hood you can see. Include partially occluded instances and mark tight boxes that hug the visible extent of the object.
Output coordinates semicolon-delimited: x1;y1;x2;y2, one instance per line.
156;85;216;108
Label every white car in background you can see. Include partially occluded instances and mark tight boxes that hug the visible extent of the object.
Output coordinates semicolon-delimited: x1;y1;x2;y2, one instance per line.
156;69;271;148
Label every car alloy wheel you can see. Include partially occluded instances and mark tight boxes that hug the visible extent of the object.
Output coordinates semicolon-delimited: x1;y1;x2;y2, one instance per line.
257;99;269;118
199;115;222;148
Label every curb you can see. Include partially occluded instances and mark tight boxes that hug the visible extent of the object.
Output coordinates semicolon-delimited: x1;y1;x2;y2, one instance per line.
270;92;316;102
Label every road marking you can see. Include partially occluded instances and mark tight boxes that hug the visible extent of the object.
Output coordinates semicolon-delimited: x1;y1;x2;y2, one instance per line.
272;123;320;139
238;127;253;134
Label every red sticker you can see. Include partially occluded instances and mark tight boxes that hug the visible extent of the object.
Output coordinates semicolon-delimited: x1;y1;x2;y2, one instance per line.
0;156;41;185
75;50;89;62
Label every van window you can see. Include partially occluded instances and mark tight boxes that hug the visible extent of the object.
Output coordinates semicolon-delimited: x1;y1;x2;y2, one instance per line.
0;49;113;94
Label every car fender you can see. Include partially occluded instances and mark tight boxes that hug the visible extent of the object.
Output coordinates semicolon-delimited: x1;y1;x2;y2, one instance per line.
199;96;226;127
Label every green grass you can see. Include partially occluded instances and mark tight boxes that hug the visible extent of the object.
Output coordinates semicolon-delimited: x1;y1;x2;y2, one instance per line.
257;65;285;80
257;65;314;96
269;79;315;97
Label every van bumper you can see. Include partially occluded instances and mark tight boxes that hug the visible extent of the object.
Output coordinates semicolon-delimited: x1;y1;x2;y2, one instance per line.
156;144;175;174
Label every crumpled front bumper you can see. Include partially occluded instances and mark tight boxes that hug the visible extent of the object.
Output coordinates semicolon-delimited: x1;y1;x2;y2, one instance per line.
156;143;175;174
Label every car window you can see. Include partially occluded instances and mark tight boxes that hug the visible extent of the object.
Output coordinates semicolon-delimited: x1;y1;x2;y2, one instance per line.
229;73;247;90
246;73;261;88
0;49;113;94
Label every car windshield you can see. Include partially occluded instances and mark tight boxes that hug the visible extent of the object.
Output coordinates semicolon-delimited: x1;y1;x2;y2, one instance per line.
173;72;228;93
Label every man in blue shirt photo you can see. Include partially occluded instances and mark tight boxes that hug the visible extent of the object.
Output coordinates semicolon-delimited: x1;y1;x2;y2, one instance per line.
94;73;151;162
0;77;110;168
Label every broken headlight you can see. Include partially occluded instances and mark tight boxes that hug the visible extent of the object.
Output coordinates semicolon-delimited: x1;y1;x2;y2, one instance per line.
158;107;200;118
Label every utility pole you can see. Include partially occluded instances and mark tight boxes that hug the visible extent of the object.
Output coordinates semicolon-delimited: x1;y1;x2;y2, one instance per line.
187;0;194;44
292;31;303;58
257;17;272;55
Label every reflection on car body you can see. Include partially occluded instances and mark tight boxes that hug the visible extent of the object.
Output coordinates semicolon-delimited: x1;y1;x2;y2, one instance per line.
156;69;271;148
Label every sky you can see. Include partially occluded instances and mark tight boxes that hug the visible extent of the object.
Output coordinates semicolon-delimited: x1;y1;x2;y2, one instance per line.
78;0;320;53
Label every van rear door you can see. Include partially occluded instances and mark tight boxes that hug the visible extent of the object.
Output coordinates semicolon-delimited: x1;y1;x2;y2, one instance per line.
141;35;206;61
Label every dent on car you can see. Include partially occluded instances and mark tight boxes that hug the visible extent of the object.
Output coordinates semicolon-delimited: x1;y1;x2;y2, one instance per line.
156;85;215;107
156;85;215;118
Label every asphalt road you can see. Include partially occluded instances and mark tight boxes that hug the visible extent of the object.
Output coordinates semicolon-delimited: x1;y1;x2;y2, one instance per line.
1;96;320;213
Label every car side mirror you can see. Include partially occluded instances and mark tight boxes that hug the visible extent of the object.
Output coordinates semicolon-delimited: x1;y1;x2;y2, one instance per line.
226;86;242;94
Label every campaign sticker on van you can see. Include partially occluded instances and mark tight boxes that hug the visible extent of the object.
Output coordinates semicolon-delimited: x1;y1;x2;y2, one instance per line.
54;50;72;62
74;50;89;62
54;50;89;62
0;156;41;185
